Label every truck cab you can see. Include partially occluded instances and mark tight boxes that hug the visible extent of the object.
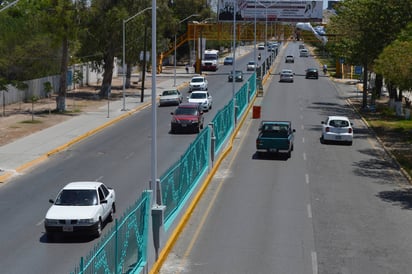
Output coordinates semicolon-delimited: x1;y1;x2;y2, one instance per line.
201;49;219;71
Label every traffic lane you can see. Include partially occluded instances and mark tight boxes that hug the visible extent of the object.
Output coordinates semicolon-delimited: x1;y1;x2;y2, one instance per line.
0;69;241;273
0;47;258;273
159;82;317;273
170;120;315;273
290;65;412;273
299;89;412;272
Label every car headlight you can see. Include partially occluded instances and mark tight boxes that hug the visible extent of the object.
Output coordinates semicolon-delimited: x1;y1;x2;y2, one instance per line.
78;218;95;224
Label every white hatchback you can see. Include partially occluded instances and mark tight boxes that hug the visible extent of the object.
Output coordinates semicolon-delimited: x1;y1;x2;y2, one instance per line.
321;116;353;145
44;181;116;241
187;91;213;111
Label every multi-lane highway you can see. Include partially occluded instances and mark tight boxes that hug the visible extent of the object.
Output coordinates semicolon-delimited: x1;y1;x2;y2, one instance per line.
158;43;412;273
0;45;258;273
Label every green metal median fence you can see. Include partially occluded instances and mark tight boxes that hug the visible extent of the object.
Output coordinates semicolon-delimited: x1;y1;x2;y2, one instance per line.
235;82;249;121
161;127;210;224
70;71;259;274
249;73;257;99
212;100;235;155
72;191;151;274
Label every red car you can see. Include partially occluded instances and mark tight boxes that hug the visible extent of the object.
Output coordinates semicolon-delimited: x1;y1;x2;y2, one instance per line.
170;103;204;133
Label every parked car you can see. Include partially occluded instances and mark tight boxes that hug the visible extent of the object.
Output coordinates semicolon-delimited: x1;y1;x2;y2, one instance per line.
279;69;294;83
187;91;213;111
170;103;204;133
299;49;309;57
285;55;295;63
305;68;319;79
228;70;244;82
223;57;234;65
247;61;256;71
189;76;208;92
44;181;116;241
159;89;183;106
321;116;353;145
258;44;265;50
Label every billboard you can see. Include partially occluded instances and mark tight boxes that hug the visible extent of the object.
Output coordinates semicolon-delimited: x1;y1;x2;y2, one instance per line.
218;0;323;22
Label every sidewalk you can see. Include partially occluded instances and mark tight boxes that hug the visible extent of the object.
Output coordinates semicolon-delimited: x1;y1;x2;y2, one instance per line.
0;67;193;183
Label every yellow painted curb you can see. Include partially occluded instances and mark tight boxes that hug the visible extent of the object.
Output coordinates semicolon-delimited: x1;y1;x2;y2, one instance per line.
0;101;150;184
150;93;257;273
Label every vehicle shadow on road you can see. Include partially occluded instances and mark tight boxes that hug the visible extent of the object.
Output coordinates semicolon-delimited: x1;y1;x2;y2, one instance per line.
252;152;289;161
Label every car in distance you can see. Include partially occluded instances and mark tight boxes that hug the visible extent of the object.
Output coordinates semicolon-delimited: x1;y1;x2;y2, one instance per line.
247;61;256;71
187;91;213;111
223;56;234;65
44;181;116;241
279;69;294;83
159;89;183;106
258;44;265;50
228;70;244;82
189;76;208;92
285;55;295;63
321;116;353;145
299;48;309;57
170;103;204;133
299;44;305;49
305;68;319;79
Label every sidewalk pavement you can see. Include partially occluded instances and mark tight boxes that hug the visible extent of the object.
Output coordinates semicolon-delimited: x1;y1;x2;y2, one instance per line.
0;67;194;183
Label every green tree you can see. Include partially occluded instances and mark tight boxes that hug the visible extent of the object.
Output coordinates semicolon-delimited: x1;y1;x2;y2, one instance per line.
327;0;412;108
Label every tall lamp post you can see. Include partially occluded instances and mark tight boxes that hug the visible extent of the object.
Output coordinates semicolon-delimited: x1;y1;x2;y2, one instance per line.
232;0;237;126
122;7;152;111
173;14;199;87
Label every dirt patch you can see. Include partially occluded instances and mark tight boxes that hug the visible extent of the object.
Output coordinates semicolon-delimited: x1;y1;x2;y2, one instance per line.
0;88;122;147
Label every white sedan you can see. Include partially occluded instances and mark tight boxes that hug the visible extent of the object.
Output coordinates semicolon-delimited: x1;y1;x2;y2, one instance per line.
187;91;213;111
44;181;116;241
321;116;353;145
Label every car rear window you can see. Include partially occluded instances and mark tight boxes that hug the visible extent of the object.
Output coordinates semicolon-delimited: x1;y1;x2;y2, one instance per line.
329;120;349;127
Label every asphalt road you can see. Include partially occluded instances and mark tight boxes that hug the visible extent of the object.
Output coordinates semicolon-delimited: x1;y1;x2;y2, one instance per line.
0;48;258;273
158;43;412;274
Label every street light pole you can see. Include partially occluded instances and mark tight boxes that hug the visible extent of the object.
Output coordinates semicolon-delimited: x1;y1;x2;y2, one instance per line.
122;7;152;111
173;14;199;87
232;0;237;126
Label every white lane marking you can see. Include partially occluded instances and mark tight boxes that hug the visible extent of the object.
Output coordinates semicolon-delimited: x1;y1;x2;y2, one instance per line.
305;174;310;184
36;220;44;226
302;137;305;143
303;153;307;161
307;204;312;218
300;115;304;120
311;251;318;274
301;124;304;130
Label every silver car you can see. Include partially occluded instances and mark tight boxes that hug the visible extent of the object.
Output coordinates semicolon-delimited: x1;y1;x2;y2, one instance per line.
279;69;294;82
159;89;183;106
